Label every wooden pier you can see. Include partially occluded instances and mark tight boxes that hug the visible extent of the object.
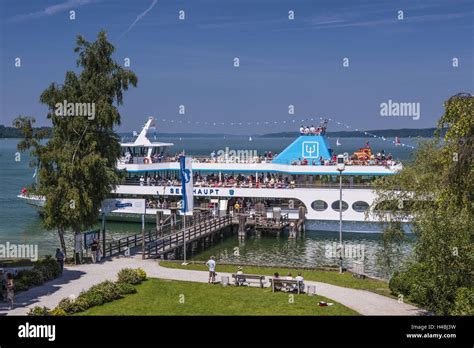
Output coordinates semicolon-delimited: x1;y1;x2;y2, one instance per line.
146;215;232;259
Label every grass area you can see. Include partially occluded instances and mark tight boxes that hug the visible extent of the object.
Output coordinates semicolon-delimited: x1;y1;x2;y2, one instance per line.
79;278;359;315
159;261;392;298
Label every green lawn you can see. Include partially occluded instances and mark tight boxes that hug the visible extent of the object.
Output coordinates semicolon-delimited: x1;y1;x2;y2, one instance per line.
159;261;392;297
79;278;359;316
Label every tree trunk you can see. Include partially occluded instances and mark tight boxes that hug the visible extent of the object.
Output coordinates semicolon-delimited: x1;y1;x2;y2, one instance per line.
58;227;67;259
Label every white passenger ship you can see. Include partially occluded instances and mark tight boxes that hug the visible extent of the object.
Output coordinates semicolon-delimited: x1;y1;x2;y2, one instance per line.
19;117;403;230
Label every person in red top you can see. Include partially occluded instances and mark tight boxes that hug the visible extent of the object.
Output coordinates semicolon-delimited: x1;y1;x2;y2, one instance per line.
302;158;308;165
332;154;337;163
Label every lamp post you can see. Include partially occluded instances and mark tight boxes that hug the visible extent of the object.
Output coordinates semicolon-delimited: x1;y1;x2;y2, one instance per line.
336;154;345;274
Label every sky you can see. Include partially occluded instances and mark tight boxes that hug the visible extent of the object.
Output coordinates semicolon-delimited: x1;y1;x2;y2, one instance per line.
0;0;473;134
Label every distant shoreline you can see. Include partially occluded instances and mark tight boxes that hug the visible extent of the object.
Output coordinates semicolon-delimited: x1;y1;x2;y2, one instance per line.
0;125;439;139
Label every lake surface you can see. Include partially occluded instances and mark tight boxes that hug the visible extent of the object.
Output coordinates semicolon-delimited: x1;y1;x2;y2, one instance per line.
0;136;420;277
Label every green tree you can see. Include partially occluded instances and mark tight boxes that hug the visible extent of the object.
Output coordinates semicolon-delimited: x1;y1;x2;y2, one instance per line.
14;31;137;257
373;93;473;315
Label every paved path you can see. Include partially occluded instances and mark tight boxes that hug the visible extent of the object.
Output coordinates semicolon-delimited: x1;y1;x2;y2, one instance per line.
0;255;425;316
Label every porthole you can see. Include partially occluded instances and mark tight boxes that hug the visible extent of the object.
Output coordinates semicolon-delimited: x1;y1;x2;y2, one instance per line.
352;201;369;212
331;200;348;211
311;200;328;211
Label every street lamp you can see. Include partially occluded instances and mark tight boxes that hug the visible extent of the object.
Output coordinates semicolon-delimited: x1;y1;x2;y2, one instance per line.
336;154;345;274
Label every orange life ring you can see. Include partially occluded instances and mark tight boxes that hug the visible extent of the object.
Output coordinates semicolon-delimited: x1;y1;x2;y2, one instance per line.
143;158;150;164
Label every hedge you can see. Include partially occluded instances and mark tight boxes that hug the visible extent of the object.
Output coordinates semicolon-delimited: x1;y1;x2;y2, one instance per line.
27;268;146;316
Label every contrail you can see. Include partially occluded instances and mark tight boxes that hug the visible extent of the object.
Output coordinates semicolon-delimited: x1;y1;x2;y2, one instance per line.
121;0;158;37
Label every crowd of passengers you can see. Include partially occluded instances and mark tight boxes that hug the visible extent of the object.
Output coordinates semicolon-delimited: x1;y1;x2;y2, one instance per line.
130;173;298;189
291;151;395;166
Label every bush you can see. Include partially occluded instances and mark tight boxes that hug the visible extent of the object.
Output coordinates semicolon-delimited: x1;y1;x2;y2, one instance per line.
77;290;104;307
88;281;122;303
12;256;61;293
16;269;44;287
69;297;92;313
56;298;75;313
27;306;51;316
136;268;147;281
32;256;60;281
116;281;137;295
451;287;474;315
117;268;142;285
49;308;67;316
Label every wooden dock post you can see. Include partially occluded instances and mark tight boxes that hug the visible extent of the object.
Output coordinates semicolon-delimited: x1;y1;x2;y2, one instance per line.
156;211;163;235
298;206;306;233
238;214;246;238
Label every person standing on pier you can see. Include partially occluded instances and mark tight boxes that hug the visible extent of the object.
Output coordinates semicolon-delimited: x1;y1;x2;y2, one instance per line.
206;256;216;284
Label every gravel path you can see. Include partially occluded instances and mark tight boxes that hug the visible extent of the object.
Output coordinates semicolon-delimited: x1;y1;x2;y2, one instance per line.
0;255;425;316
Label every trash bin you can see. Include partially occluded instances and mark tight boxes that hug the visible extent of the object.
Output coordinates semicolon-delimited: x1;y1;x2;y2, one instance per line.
307;285;316;296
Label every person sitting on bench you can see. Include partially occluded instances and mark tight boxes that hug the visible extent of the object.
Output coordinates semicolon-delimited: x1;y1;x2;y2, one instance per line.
236;266;246;286
273;272;282;291
295;272;305;293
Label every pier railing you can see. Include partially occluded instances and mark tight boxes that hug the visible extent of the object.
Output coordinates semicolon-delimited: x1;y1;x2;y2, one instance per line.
104;211;213;257
146;215;232;259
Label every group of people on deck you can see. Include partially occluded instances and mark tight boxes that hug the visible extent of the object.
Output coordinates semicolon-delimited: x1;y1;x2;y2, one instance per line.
300;125;325;136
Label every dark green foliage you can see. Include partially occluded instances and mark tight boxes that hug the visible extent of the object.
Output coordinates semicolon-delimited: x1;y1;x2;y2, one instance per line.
13;31;137;253
117;268;143;285
116;281;137;295
88;281;122;303
375;93;474;315
451;287;474;315
13;256;61;292
27;306;51;316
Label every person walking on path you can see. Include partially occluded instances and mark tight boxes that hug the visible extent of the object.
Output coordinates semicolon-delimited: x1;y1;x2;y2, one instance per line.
55;248;65;274
205;256;216;284
90;239;99;263
6;273;14;310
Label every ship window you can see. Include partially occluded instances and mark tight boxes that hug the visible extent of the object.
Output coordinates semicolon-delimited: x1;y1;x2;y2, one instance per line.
352;201;369;212
331;200;348;211
311;200;328;211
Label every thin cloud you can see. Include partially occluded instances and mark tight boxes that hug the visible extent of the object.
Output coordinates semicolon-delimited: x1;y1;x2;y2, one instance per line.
9;0;97;23
121;0;158;37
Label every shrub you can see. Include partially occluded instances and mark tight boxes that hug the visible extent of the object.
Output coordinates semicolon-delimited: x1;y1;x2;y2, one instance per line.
117;268;141;285
69;297;92;313
116;281;137;295
56;298;75;313
77;290;104;307
27;306;51;316
88;281;122;302
16;269;44;287
13;279;29;293
451;287;474;315
49;308;67;316
136;268;147;281
32;256;60;281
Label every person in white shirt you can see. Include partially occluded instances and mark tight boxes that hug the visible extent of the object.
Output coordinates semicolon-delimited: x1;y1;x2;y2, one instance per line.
304;127;310;135
299;125;305;135
236;266;245;286
309;125;316;135
139;176;145;186
206;256;216;284
295;272;305;293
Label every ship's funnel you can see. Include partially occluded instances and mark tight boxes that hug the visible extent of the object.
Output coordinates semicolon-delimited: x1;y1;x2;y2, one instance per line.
272;135;332;165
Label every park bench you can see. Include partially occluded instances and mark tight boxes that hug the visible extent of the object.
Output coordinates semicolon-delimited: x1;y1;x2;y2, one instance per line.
269;278;304;294
232;274;266;288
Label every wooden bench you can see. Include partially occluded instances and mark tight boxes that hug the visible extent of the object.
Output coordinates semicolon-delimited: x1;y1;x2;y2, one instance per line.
269;278;304;294
231;274;266;288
